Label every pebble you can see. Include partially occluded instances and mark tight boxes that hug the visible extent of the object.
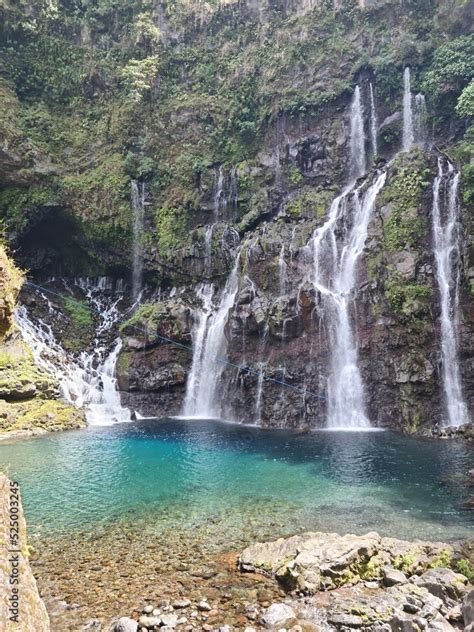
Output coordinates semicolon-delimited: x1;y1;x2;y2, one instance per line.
143;605;154;614
138;615;161;627
198;601;212;612
173;599;191;609
160;613;179;628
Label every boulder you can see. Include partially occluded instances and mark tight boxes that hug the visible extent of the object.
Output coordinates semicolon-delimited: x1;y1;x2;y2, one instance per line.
383;567;408;586
464;589;474;627
413;568;468;601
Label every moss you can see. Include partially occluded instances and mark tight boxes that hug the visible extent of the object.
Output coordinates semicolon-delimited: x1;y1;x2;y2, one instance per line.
455;559;474;582
62;297;93;329
393;554;417;573
0;246;24;339
384;273;432;321
0;399;86;434
428;549;452;569
285;187;336;220
155;205;188;254
380;153;432;252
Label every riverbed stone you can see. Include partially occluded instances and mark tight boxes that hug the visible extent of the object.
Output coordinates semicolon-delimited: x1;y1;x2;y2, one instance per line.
111;618;138;632
160;613;178;628
262;603;296;627
138;615;161;628
173;599;191;609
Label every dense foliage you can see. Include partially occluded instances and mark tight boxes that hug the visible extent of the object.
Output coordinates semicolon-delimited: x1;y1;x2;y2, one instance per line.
0;0;472;276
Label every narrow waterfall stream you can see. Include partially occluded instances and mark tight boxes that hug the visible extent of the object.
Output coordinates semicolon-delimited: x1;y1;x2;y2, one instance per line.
402;67;428;151
349;85;366;180
15;281;131;425
183;255;241;418
402;67;415;152
431;159;469;427
369;82;378;158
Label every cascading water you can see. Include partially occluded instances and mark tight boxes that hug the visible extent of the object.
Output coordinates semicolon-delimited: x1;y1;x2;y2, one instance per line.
182;283;213;414
204;225;214;277
402;67;414;152
311;174;386;429
254;364;266;424
402;67;428;151
15;281;131;425
183;255;240;418
349;85;366;180
308;84;388;428
131;180;145;300
214;166;225;218
431;159;469;427
369;82;378;158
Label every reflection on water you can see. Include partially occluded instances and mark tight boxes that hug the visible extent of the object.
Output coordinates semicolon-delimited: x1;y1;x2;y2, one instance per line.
0;418;472;541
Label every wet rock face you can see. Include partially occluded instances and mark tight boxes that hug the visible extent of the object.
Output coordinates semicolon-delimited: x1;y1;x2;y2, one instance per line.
117;296;194;417
115;132;473;431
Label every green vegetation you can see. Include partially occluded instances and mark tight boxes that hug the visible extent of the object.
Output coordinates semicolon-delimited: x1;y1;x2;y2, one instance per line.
384;274;432;320
0;0;472;277
380;153;432;252
456;559;474;582
62;297;93;329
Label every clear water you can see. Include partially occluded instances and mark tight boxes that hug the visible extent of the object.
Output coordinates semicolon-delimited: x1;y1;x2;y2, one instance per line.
0;419;472;542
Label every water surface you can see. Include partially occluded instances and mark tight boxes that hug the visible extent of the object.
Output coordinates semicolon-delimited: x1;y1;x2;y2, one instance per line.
1;418;472;542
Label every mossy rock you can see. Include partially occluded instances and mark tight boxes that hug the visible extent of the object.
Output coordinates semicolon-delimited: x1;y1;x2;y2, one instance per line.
0;398;86;435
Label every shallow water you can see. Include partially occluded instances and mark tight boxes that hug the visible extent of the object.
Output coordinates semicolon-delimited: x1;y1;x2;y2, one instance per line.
1;418;472;541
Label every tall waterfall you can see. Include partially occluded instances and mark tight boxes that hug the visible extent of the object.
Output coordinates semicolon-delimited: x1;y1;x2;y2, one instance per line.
183;256;240;418
402;67;428;151
131;180;145;300
349;85;366;180
369;82;378;158
311;173;386;428
431;159;469;427
15;282;131;425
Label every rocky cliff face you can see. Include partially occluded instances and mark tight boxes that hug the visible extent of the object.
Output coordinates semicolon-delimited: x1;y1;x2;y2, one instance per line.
1;0;472;432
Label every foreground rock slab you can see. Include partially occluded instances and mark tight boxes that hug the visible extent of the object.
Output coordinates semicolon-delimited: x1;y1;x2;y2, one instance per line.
239;531;461;594
0;474;50;631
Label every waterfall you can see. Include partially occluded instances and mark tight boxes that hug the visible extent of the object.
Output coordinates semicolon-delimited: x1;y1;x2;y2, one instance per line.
183;283;214;414
402;68;428;151
279;243;287;295
204;224;214;277
15;282;131;425
349;85;366;180
413;93;428;150
214;166;225;219
183;256;240;418
431;159;469;427
311;172;386;428
254;364;266;424
131;180;145;300
402;67;414;152
369;82;378;158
